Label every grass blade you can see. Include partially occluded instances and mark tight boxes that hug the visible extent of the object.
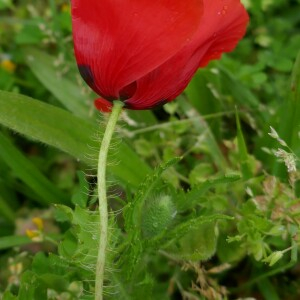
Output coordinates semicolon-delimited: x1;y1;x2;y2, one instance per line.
236;108;253;179
0;235;31;250
0;90;151;188
24;47;93;119
0;131;70;205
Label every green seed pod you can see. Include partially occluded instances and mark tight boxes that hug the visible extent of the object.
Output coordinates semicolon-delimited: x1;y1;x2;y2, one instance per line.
141;195;176;238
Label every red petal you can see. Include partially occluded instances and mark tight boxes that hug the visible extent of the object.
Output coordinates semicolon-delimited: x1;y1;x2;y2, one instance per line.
94;98;113;113
197;0;250;67
71;0;203;100
124;0;249;110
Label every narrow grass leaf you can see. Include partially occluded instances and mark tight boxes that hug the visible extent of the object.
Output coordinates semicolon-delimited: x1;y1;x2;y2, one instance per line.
257;278;281;300
24;47;93;119
185;70;222;139
235;109;253;179
272;51;300;176
219;67;262;116
0;196;15;222
179;100;228;171
0;235;31;250
0;132;70;205
289;51;300;153
0;90;151;188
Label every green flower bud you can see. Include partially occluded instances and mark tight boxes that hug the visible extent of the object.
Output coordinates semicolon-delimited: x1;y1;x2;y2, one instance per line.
263;251;283;266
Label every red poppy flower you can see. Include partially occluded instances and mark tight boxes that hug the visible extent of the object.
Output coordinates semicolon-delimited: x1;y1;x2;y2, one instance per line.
71;0;249;112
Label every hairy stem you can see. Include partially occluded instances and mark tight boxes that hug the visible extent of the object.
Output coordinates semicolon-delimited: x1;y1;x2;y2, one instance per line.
95;101;124;300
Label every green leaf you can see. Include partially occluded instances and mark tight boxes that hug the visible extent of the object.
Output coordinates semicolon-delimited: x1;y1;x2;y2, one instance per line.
32;252;69;276
58;229;78;259
134;139;155;158
58;205;99;267
32;253;70;292
0;90;95;162
24;48;93;119
170;222;218;261
71;171;89;208
286;51;300;154
2;291;17;300
0;235;31;250
178;172;241;211
0;0;13;10
15;22;45;45
219;66;261;115
178;100;228;171
0;90;151;188
0;195;15;222
18;271;47;300
262;51;300;176
185;69;222;139
150;214;232;249
0;131;70;205
188;163;215;186
235;109;253;179
257;278;281;300
217;234;246;264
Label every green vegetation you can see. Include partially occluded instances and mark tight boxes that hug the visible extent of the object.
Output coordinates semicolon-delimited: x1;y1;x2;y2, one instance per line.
0;0;300;299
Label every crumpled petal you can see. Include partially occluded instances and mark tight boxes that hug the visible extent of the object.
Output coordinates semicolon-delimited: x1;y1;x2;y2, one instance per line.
94;98;113;113
72;0;203;100
124;0;249;110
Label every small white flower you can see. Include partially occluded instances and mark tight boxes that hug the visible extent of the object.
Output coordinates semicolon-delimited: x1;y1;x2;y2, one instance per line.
245;187;254;197
275;148;297;173
278;138;287;147
268;126;279;139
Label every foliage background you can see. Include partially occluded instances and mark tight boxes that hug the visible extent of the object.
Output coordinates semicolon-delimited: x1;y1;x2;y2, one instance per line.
0;0;300;299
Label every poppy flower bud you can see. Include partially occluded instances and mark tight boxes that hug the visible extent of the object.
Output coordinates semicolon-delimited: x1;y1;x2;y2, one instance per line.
71;0;249;111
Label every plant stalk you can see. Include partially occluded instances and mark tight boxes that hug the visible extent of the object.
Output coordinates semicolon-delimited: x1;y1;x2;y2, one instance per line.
95;101;123;300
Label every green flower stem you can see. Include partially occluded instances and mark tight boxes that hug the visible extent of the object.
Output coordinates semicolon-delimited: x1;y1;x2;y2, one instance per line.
95;101;124;300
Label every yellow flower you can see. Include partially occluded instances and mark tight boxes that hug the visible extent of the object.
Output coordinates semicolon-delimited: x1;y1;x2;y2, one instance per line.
26;229;39;239
32;217;44;231
1;59;16;73
26;217;44;242
61;4;70;13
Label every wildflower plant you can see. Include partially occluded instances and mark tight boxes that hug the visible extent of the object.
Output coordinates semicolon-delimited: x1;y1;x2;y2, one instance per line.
0;1;300;300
